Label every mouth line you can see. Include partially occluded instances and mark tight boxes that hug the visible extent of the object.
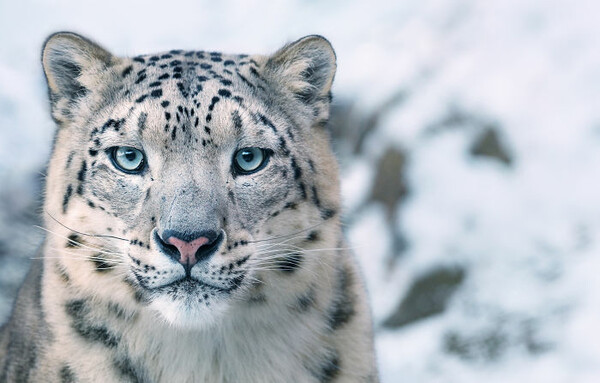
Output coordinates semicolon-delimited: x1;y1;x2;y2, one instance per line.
146;274;245;294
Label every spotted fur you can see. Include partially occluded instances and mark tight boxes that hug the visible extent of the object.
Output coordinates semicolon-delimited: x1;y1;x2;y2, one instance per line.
0;32;377;382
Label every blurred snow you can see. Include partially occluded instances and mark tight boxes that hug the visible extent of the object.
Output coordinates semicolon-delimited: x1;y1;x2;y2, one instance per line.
1;0;600;381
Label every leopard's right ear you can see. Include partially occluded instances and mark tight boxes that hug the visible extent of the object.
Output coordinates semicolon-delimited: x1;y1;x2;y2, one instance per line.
42;32;116;123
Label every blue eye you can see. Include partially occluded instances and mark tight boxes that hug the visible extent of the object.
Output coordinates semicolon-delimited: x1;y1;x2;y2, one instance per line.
233;147;269;174
110;146;146;173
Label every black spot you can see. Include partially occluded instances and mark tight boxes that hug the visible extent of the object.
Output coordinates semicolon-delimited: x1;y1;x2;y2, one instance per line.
135;94;148;103
121;65;133;77
299;182;307;199
307;231;320;242
114;356;144;383
231;111;243;133
277;252;303;274
54;261;71;284
77;161;87;182
171;126;177;140
296;288;316;312
59;365;76;383
291;158;302;180
62;184;73;213
158;73;170;80
318;353;341;383
200;63;212;69
170;60;182;67
218;89;231;98
161;100;170;107
176;82;188;97
206;114;212;122
220;79;233;86
149;56;160;62
284;202;298;210
236;71;255;88
133;57;145;64
327;265;356;331
223;60;235;66
65;300;120;348
321;208;337;220
204;126;211;135
92;256;115;273
134;74;147;84
279;136;290;156
249;66;261;79
150;89;163;98
66;234;81;248
165;112;171;121
257;113;277;132
208;96;220;111
65;151;75;168
137;112;148;132
287;126;296;141
88;149;98;156
149;81;161;87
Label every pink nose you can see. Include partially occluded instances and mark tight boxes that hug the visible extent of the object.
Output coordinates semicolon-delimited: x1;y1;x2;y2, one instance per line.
167;236;210;267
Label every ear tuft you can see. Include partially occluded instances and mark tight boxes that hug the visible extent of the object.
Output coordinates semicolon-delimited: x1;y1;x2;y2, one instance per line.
42;32;114;110
265;35;337;105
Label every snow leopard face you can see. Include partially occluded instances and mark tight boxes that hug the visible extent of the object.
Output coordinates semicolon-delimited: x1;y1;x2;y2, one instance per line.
42;32;339;328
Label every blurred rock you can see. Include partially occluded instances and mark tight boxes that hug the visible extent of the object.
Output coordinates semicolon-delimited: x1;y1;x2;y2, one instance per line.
424;108;514;167
470;126;513;166
370;147;408;220
443;316;553;362
328;91;407;163
444;328;508;362
424;108;476;136
328;99;363;161
382;266;466;328
370;146;410;259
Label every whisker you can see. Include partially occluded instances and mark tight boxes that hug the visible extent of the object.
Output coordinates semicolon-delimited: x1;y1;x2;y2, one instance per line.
44;209;129;242
247;221;327;244
37;227;124;256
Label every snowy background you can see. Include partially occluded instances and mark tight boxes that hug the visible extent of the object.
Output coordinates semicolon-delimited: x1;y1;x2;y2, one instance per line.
1;0;600;381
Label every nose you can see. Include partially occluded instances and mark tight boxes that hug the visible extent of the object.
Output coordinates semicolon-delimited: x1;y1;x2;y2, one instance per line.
154;230;223;272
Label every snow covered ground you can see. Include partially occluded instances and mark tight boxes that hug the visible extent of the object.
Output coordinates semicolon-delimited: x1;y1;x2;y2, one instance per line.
1;0;600;381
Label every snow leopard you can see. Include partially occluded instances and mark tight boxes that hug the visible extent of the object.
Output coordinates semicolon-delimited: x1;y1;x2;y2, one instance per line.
0;32;378;382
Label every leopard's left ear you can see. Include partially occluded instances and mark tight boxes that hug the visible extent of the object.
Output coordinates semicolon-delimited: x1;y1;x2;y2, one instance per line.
264;35;336;121
42;32;117;124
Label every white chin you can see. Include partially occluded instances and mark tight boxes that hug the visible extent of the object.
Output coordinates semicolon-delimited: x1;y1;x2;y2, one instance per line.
150;296;226;330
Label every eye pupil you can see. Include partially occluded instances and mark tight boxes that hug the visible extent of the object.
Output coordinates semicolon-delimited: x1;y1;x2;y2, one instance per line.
241;151;254;163
125;150;137;161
